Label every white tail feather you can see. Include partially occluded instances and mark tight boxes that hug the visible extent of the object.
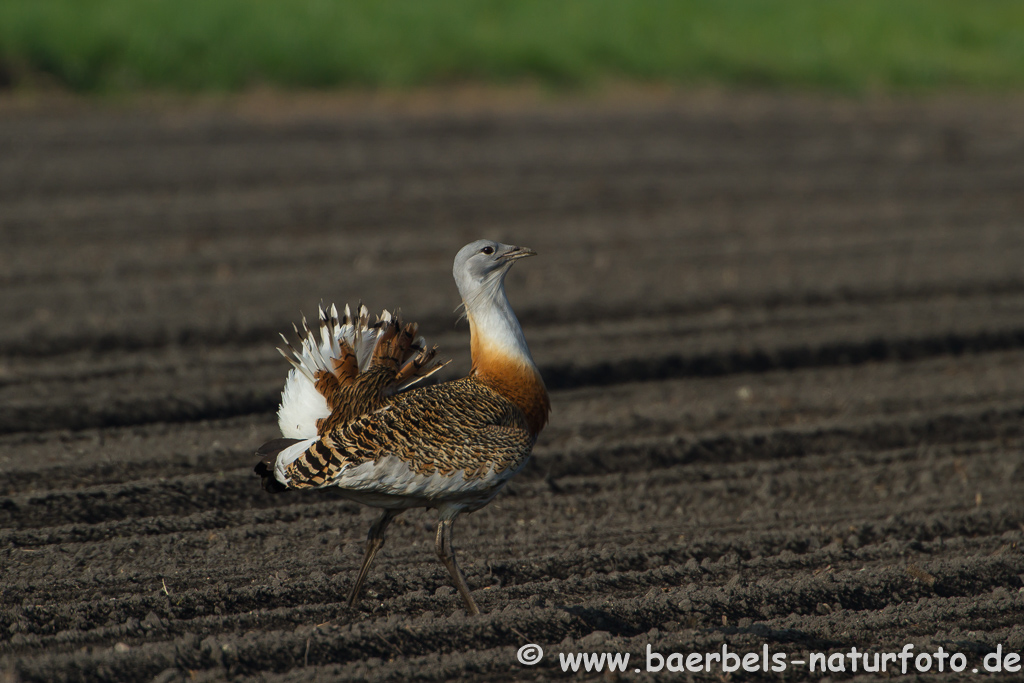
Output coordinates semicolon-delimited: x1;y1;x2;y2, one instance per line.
276;303;445;439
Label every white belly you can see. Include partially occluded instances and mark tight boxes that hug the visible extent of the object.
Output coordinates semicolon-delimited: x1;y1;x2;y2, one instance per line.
329;454;526;511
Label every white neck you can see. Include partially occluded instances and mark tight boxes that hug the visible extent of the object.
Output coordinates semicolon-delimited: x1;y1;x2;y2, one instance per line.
464;281;536;369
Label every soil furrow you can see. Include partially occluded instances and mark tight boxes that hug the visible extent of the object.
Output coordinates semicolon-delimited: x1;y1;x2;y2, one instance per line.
4;92;1024;681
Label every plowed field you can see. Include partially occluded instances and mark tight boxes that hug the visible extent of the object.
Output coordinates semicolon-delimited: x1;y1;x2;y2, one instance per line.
3;92;1024;681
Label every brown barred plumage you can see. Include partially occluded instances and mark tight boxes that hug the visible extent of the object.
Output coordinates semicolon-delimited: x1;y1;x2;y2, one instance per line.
255;240;548;616
285;377;534;487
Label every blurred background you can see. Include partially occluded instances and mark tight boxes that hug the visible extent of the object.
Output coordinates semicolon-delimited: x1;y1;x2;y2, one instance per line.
2;0;1023;92
3;2;1024;681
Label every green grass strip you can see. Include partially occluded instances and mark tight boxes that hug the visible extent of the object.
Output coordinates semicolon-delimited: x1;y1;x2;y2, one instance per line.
1;0;1023;93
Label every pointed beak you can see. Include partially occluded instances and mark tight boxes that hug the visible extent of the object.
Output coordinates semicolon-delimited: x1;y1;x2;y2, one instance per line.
500;245;537;262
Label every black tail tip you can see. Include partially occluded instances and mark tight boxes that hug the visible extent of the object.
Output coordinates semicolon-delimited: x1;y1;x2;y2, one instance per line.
254;460;289;493
254;437;300;494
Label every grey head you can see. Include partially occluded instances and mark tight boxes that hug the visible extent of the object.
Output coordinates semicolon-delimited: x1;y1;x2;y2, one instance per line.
452;240;536;308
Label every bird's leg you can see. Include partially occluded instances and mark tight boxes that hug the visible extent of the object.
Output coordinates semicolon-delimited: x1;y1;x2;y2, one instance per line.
434;513;480;616
347;508;400;609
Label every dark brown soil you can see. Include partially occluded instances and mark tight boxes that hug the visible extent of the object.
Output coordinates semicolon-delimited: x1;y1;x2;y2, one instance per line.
3;91;1024;682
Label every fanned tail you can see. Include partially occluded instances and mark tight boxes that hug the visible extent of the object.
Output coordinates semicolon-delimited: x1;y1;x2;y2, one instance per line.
275;303;448;440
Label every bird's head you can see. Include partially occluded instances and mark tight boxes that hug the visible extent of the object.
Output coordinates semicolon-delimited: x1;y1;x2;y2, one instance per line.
453;240;536;312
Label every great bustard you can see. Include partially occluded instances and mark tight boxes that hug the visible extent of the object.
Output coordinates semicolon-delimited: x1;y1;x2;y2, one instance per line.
255;240;549;615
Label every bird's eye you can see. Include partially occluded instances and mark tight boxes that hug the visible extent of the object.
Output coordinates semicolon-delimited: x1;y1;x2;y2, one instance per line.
481;246;495;255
